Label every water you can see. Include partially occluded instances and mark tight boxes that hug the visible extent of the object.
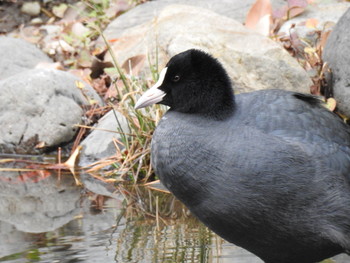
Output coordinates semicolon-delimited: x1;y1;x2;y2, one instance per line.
0;167;349;263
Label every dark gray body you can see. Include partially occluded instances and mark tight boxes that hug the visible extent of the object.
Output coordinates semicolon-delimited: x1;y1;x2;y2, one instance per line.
151;89;350;263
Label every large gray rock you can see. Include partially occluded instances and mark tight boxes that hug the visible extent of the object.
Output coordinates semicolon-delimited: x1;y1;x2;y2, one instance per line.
0;69;103;154
0;170;122;236
103;0;286;40
104;5;312;94
323;8;350;118
0;36;52;80
0;171;81;233
79;109;130;166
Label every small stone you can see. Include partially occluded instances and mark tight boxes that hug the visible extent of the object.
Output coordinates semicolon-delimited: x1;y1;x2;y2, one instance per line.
30;17;43;25
21;2;41;16
79;110;131;166
71;22;90;37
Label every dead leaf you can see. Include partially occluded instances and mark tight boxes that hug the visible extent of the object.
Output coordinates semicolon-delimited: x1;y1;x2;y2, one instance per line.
108;38;119;43
75;80;85;90
289;31;303;50
305;18;319;29
52;3;68;18
319;30;331;51
288;0;308;8
64;145;82;169
320;62;331;78
58;39;75;53
287;0;308;19
273;6;287;19
245;0;273;35
35;141;46;149
121;54;147;76
326;98;336;112
16;170;51;184
105;79;124;99
64;145;82;186
61;2;88;22
255;14;272;36
18;25;42;44
304;46;316;55
69;68;92;84
91;76;109;96
273;0;308;20
77;48;93;68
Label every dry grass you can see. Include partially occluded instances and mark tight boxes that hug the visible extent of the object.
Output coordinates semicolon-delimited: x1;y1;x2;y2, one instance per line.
83;33;166;184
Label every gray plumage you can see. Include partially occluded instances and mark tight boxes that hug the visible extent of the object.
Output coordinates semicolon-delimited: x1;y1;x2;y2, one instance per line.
135;49;350;263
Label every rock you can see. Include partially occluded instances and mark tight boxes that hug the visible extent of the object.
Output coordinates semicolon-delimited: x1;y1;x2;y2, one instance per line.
103;0;287;40
104;5;312;94
0;36;52;80
30;17;44;25
0;69;103;154
0;171;81;233
323;8;350;118
279;1;350;41
79;110;130;166
21;1;41;16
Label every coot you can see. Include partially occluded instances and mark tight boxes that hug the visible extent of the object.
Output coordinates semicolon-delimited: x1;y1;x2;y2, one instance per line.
135;49;350;263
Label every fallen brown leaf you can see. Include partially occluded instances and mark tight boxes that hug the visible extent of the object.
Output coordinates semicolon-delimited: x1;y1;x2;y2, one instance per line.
305;18;319;29
121;54;146;76
287;0;308;19
273;0;308;20
326;98;336;112
245;0;272;36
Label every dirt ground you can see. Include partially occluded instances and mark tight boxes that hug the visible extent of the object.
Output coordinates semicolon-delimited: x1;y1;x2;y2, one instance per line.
0;0;76;33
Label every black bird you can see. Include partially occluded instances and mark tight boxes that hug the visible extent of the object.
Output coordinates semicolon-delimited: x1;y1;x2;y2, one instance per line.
135;49;350;263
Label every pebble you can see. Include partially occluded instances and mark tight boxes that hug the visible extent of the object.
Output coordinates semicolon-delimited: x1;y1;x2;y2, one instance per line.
30;17;43;25
21;2;41;16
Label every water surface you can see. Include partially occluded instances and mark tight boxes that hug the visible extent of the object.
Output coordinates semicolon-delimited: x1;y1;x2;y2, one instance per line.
0;165;349;263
